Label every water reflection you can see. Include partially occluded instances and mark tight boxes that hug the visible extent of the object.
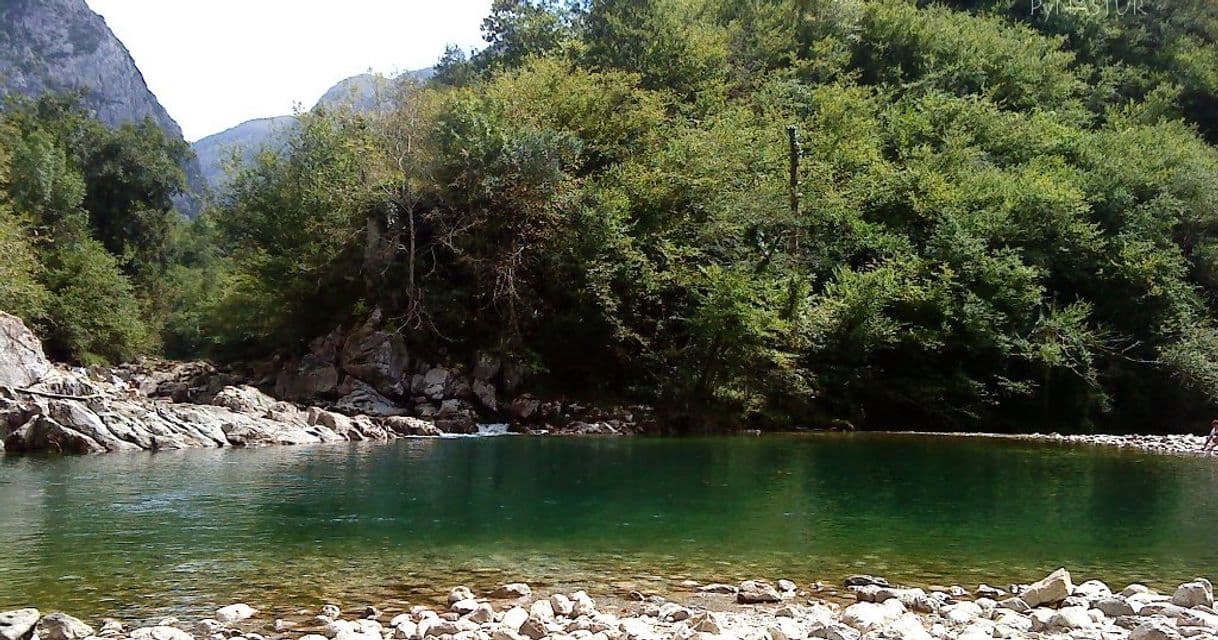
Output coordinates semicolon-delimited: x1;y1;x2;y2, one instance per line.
0;434;1216;621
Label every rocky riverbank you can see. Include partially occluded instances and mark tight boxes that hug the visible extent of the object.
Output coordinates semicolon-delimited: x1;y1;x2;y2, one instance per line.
893;431;1218;458
0;312;649;454
2;570;1215;640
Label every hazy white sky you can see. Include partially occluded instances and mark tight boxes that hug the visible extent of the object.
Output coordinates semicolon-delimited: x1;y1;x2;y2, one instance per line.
84;1;492;141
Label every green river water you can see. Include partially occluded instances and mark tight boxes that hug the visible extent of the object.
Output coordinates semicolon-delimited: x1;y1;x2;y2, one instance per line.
1;433;1216;621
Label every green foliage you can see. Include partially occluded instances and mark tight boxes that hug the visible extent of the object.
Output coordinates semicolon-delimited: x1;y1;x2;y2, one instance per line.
12;0;1218;434
0;93;186;364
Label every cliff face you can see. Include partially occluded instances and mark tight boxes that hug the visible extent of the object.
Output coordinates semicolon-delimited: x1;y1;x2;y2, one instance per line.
0;0;206;213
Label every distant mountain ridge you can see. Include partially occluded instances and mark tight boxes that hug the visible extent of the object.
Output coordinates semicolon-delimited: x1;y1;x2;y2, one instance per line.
192;68;434;192
0;0;206;213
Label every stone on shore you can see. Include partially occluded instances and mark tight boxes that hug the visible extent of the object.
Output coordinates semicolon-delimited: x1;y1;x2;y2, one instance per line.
1021;568;1073;608
1097;597;1137;617
1171;579;1214;608
36;613;93;640
842;600;905;632
1131;620;1181;640
501;607;529;632
448;587;475;605
738;580;783;604
0;609;40;640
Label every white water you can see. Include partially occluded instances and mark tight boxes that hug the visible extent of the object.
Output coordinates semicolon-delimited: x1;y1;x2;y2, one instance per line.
437;423;515;438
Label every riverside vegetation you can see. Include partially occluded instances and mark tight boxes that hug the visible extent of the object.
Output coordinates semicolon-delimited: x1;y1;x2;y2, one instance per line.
5;0;1218;434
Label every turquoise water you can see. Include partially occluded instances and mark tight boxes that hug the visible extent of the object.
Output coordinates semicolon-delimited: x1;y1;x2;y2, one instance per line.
1;434;1216;621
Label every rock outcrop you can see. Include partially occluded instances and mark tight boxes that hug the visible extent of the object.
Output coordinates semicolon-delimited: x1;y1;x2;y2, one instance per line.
0;312;50;389
0;314;439;455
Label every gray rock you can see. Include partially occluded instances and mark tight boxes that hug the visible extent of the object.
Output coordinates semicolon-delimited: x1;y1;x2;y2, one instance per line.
129;627;194;640
341;314;408;392
501;608;529;632
1172;580;1214;609
813;623;861;640
1096;597;1136;617
0;312;50;388
1022;568;1073;608
1131;620;1181;640
492;583;533;599
276;355;339;400
335;380;406;417
688;612;721;635
450;599;478;615
997;598;1030;613
738;580;783;604
697;584;738;594
845;575;892;588
36;613;94;640
1051;606;1094;630
449;586;475;605
0;609;40;640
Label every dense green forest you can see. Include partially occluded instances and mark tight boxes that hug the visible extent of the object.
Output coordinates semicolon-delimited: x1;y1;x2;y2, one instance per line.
4;0;1218;433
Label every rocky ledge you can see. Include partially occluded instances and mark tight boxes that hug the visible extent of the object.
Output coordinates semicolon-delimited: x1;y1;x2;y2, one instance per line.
2;570;1215;640
903;431;1218;458
0;312;643;455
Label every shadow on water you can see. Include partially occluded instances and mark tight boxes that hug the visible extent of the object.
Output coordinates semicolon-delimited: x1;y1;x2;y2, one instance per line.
1;433;1216;620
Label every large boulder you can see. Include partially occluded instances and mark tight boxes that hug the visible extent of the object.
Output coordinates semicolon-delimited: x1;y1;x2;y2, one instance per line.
4;416;106;454
335;380;406;417
0;609;40;640
1171;579;1214;608
341;312;408;392
0;312;50;389
737;580;783;604
36;613;94;640
276;354;340;401
212;385;278;415
1021;568;1073;608
383;416;442;437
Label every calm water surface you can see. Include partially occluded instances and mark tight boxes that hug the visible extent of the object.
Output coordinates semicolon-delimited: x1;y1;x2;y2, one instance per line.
1;434;1216;620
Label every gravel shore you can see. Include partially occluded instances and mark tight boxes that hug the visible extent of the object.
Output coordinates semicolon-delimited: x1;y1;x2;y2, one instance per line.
4;569;1215;640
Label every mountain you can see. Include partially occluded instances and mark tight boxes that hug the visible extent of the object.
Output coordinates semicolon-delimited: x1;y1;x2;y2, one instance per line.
192;68;433;192
191;116;298;193
0;0;207;214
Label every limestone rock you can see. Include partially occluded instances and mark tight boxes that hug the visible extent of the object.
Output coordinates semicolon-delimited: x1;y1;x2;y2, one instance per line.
845;576;892;588
335;379;405;417
276;355;339;401
492;583;533;599
341;315;408;392
129;627;194;640
1022;568;1073;608
36;613;94;640
1097;597;1137;617
843;601;905;632
1172;580;1214;609
0;609;40;640
449;587;475;605
738;580;783;604
0;313;50;389
1131;620;1181;640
